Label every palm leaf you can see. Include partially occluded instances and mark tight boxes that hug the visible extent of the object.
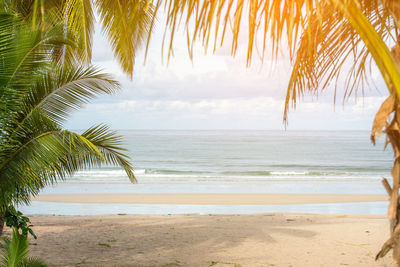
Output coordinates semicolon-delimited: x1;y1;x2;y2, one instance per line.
331;0;400;98
0;14;76;91
20;65;120;125
82;125;136;183
63;0;95;63
0;229;29;267
96;0;155;77
0;126;134;206
0;4;136;213
154;0;400;121
283;1;393;120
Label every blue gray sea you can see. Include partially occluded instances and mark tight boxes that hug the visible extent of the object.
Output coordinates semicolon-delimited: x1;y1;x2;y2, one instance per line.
21;130;393;215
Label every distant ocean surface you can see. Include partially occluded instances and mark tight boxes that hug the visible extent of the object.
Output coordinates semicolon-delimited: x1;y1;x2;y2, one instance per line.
23;130;394;215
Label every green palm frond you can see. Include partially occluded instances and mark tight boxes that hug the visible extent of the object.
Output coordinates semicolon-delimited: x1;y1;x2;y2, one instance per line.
0;228;47;267
21;65;120;125
0;126;135;206
63;0;95;63
82;125;136;182
0;14;75;91
96;0;154;77
4;1;156;76
23;257;48;267
0;228;29;267
0;9;135;210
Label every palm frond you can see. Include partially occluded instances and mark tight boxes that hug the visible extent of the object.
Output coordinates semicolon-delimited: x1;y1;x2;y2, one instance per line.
153;0;311;64
96;0;155;77
23;257;48;267
0;14;76;91
0;125;134;206
332;0;400;98
0;228;47;267
154;0;400;122
0;228;29;267
0;3;136;212
82;124;136;183
284;1;394;120
63;0;95;63
20;65;120;126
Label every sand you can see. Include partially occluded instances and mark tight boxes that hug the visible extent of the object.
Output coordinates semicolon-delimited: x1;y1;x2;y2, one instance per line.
4;213;394;267
21;193;394;266
33;193;388;205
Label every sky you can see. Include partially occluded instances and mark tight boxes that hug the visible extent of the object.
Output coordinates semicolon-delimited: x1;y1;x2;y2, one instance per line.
65;18;389;131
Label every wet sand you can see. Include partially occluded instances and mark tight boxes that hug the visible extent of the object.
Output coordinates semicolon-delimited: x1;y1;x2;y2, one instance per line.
33;193;387;205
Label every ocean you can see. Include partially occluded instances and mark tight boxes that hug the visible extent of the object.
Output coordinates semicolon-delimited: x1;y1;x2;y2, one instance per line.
21;130;394;215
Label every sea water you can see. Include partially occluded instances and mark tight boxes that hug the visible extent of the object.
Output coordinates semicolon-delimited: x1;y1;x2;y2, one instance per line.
21;130;394;215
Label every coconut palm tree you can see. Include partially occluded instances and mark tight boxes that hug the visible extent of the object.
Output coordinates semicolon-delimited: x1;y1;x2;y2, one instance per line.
0;0;154;77
149;0;400;264
0;12;135;234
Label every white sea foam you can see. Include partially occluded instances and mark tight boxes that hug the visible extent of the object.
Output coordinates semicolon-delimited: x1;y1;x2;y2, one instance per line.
59;130;392;188
67;168;385;184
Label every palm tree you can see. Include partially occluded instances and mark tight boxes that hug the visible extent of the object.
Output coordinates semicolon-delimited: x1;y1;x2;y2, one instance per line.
148;0;400;264
0;0;155;77
0;228;47;267
0;12;135;234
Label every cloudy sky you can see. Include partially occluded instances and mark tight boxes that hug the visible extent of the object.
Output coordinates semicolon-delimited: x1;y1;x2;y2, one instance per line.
66;19;388;131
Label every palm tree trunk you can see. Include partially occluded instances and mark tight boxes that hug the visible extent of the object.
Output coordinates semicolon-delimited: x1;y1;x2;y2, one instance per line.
387;40;400;266
375;42;400;265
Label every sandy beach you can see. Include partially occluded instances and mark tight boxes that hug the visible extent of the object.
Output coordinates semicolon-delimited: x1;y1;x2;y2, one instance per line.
21;194;393;266
4;213;393;267
33;193;388;205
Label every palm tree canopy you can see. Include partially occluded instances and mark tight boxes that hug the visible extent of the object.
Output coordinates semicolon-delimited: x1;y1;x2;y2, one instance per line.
0;12;135;210
1;0;155;77
149;0;400;120
4;0;399;117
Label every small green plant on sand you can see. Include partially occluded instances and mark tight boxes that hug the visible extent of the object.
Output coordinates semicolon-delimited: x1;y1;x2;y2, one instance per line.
0;208;45;266
0;227;47;266
160;262;181;267
98;242;111;248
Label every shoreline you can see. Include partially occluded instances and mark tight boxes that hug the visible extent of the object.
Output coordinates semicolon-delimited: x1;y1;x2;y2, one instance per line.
33;193;388;205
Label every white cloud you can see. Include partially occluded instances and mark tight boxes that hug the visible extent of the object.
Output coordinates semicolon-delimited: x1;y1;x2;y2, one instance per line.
65;94;388;131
